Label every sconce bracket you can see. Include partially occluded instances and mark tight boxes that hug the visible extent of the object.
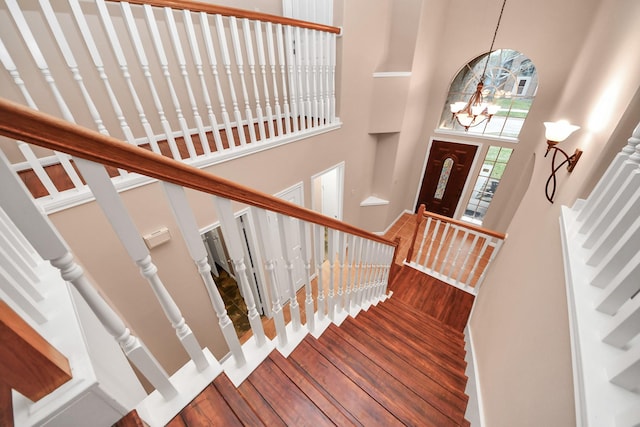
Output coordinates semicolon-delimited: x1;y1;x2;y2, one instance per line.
545;143;583;203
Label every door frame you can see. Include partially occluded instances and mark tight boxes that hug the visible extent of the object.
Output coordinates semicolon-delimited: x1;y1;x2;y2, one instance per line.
311;161;345;220
200;208;269;316
414;137;483;219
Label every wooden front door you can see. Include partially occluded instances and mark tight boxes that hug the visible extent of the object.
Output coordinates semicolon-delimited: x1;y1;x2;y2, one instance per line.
416;140;477;217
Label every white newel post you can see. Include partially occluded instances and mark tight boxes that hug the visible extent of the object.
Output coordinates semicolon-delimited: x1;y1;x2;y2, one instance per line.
214;198;273;386
162;183;245;367
73;158;209;372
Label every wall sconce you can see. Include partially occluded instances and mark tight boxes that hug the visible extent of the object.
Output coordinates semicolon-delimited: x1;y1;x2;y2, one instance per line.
544;120;582;203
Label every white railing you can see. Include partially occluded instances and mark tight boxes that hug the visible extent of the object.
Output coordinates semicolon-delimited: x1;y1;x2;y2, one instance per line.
405;205;507;295
0;98;396;427
0;0;340;213
560;122;640;427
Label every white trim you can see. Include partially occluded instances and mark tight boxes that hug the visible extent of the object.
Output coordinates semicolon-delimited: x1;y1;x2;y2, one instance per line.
311;161;345;220
465;325;487;427
359;195;389;207
434;129;519;144
372;71;412;78
413;137;483;220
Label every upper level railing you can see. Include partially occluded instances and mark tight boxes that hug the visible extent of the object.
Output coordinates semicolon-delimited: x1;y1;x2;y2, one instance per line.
0;0;340;212
560;122;640;427
406;204;507;295
0;97;396;426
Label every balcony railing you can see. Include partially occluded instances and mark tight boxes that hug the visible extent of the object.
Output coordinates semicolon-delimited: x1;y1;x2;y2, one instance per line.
0;0;340;212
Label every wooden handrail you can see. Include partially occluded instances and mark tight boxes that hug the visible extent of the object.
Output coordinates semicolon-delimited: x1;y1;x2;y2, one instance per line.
0;98;394;247
420;209;508;240
108;0;341;34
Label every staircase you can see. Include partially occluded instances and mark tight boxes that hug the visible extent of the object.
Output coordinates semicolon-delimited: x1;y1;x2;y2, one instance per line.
168;286;470;426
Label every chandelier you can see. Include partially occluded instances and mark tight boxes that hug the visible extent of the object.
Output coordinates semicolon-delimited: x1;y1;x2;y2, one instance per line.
450;0;507;131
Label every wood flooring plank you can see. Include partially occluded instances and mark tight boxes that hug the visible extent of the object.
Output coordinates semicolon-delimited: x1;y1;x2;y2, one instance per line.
213;375;265;426
165;415;187;427
247;356;334;426
237;378;287;427
337;321;468;421
179;384;243;426
290;338;403;426
310;330;458;427
268;351;360;427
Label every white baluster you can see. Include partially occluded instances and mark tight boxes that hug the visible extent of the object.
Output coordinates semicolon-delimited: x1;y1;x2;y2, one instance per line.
577;122;640;221
68;0;136;151
293;26;307;131
96;0;161;154
448;230;470;279
310;30;320;127
5;1;84;191
266;22;284;137
313;224;326;319
164;7;210;155
74;157;208;371
351;236;364;311
200;12;235;148
298;221;315;333
277;214;302;331
143;5;198;159
336;230;346;314
254;21;275;139
424;220;441;270
162;183;245;367
213;198;266;345
276;24;292;134
302;29;313;129
253;209;287;348
344;234;357;313
183;10;223;153
40;0;108;135
242;19;266;141
326;228;336;320
360;240;373;308
467;238;491;288
317;31;326;125
457;234;480;285
0;153;176;398
329;32;337;122
432;222;451;271
120;2;181;159
229;17;257;144
284;25;300;132
215;14;246;146
602;295;640;348
440;225;460;278
415;216;431;265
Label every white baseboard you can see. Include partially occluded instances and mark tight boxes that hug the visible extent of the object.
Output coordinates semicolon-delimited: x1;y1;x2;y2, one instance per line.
465;325;486;426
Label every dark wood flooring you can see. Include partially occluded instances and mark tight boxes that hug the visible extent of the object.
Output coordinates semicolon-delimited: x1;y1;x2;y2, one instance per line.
163;264;471;427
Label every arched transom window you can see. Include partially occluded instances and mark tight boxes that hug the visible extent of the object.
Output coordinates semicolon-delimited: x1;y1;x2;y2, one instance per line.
439;49;538;139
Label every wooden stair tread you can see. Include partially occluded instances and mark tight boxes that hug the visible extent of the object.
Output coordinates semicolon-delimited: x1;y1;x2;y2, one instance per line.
268;350;360;426
245;355;334;426
385;295;466;339
170;383;244;426
337;319;469;407
290;338;405;426
213;374;266;426
357;305;467;372
237;375;287;427
310;330;460;427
